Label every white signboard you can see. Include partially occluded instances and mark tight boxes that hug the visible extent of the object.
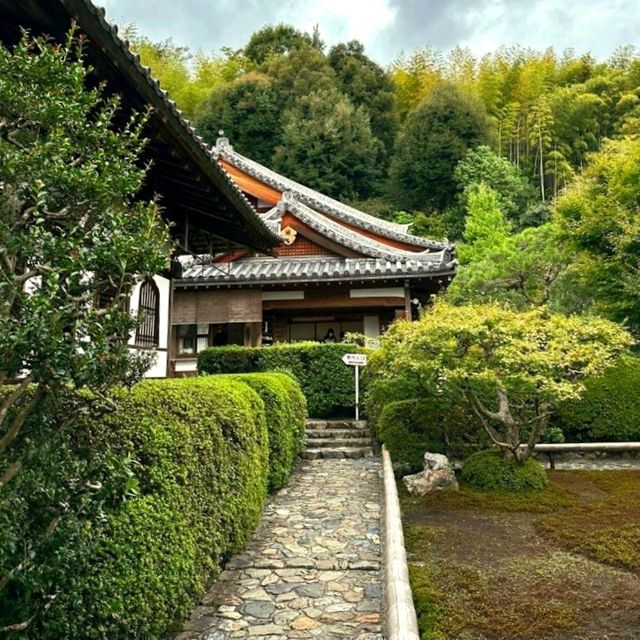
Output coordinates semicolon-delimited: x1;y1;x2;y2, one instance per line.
341;353;367;420
341;353;368;367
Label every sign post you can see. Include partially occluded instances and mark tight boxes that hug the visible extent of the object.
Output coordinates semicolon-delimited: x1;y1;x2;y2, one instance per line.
341;353;368;420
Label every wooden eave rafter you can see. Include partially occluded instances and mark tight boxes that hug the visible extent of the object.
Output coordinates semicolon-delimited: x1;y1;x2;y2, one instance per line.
0;0;280;254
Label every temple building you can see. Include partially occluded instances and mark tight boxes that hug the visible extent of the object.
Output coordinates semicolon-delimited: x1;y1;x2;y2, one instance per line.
170;136;456;374
1;0;456;379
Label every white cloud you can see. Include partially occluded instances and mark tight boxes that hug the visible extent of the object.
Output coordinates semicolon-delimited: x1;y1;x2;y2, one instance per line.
273;0;397;50
97;0;640;64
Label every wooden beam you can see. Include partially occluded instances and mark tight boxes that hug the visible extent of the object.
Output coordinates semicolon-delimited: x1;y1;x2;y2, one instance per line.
262;296;405;311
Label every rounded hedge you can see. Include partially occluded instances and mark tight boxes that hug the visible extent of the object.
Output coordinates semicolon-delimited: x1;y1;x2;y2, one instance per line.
198;342;366;418
226;372;307;491
0;373;305;639
376;398;488;474
461;450;549;491
551;356;640;442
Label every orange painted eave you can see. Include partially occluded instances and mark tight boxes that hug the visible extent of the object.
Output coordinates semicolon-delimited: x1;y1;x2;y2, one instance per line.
220;158;427;253
220;159;281;206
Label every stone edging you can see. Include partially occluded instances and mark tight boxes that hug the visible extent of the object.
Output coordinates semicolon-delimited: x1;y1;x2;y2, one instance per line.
381;445;420;640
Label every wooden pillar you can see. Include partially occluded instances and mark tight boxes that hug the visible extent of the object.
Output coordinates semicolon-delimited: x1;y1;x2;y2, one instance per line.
273;319;288;343
404;280;412;320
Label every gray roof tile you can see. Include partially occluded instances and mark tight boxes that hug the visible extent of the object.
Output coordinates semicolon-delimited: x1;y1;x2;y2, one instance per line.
213;136;450;251
179;255;456;286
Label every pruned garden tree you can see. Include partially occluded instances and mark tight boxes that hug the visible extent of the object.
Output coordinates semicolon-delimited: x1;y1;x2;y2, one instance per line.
370;302;632;462
0;30;171;481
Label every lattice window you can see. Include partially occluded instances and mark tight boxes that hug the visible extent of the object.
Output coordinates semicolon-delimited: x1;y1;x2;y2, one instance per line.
135;279;160;348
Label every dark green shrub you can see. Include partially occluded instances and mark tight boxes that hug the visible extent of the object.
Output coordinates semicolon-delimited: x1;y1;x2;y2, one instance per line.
550;356;640;442
226;372;307;491
198;342;365;417
0;374;305;639
461;450;549;491
376;398;488;474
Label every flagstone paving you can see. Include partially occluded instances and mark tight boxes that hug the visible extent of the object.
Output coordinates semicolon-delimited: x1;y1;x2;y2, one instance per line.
176;458;383;640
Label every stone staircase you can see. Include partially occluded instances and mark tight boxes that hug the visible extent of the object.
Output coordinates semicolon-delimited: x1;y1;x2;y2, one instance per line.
302;419;374;459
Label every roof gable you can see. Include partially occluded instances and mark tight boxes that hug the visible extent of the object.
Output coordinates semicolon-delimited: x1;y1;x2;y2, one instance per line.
213;135;451;252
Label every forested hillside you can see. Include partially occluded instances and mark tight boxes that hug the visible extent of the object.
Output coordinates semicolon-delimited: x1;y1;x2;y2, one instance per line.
128;25;640;333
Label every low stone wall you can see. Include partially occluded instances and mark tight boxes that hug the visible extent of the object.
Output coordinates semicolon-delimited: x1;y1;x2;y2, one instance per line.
381;445;420;640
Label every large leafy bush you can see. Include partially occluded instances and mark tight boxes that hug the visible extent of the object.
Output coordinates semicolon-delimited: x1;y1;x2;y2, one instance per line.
0;30;170;462
376;398;488;474
198;342;364;417
0;374;304;638
551;356;640;442
225;373;307;490
367;302;632;462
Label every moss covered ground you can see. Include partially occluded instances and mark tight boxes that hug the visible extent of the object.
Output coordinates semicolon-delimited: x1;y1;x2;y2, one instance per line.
402;470;640;640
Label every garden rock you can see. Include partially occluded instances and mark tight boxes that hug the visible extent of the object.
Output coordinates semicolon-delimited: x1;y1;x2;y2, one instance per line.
403;452;459;495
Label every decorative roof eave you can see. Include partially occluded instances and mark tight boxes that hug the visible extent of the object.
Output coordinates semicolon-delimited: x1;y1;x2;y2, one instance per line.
213;137;450;252
19;0;282;253
177;256;458;287
275;197;453;263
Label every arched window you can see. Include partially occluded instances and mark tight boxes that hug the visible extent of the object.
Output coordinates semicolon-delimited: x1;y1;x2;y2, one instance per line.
135;279;160;348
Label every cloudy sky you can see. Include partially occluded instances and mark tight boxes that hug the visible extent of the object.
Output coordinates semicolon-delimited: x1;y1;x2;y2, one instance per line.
97;0;640;64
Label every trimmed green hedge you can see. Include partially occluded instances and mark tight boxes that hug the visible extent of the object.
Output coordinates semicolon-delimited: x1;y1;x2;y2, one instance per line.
461;450;549;491
198;342;365;417
376;398;488;474
0;373;304;639
225;373;307;491
550;356;640;442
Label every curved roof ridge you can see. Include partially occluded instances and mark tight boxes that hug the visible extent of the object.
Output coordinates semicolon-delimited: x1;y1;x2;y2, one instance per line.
286;198;449;263
213;138;449;251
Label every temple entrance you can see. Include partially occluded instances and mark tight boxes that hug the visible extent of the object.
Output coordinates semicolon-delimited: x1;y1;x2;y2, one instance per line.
263;310;397;344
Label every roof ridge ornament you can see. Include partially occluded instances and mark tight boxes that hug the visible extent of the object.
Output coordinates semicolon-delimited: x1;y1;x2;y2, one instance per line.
214;131;232;154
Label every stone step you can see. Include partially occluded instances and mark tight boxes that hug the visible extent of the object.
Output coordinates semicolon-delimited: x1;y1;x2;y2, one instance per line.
306;419;368;431
306;437;371;448
306;428;370;440
302;446;373;460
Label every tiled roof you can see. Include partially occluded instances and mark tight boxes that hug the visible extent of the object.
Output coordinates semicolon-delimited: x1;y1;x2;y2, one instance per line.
213;136;449;251
270;197;446;262
179;255;457;286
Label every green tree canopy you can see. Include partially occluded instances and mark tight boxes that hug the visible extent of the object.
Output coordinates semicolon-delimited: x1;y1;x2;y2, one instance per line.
0;31;170;459
195;72;281;164
368;302;632;462
126;31;250;119
554;136;640;330
388;82;490;212
273;89;383;199
265;45;336;106
448;183;568;308
244;24;323;65
328;40;398;161
454;145;536;227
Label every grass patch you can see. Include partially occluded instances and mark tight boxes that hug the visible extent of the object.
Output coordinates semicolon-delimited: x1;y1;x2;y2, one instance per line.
401;478;574;517
538;471;640;572
403;470;640;639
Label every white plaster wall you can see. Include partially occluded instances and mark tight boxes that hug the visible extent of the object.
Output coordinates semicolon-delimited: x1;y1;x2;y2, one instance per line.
128;275;171;378
350;287;404;298
174;358;198;374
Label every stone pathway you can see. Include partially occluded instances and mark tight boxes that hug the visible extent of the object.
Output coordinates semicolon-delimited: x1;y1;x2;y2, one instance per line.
540;456;640;470
177;457;383;640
